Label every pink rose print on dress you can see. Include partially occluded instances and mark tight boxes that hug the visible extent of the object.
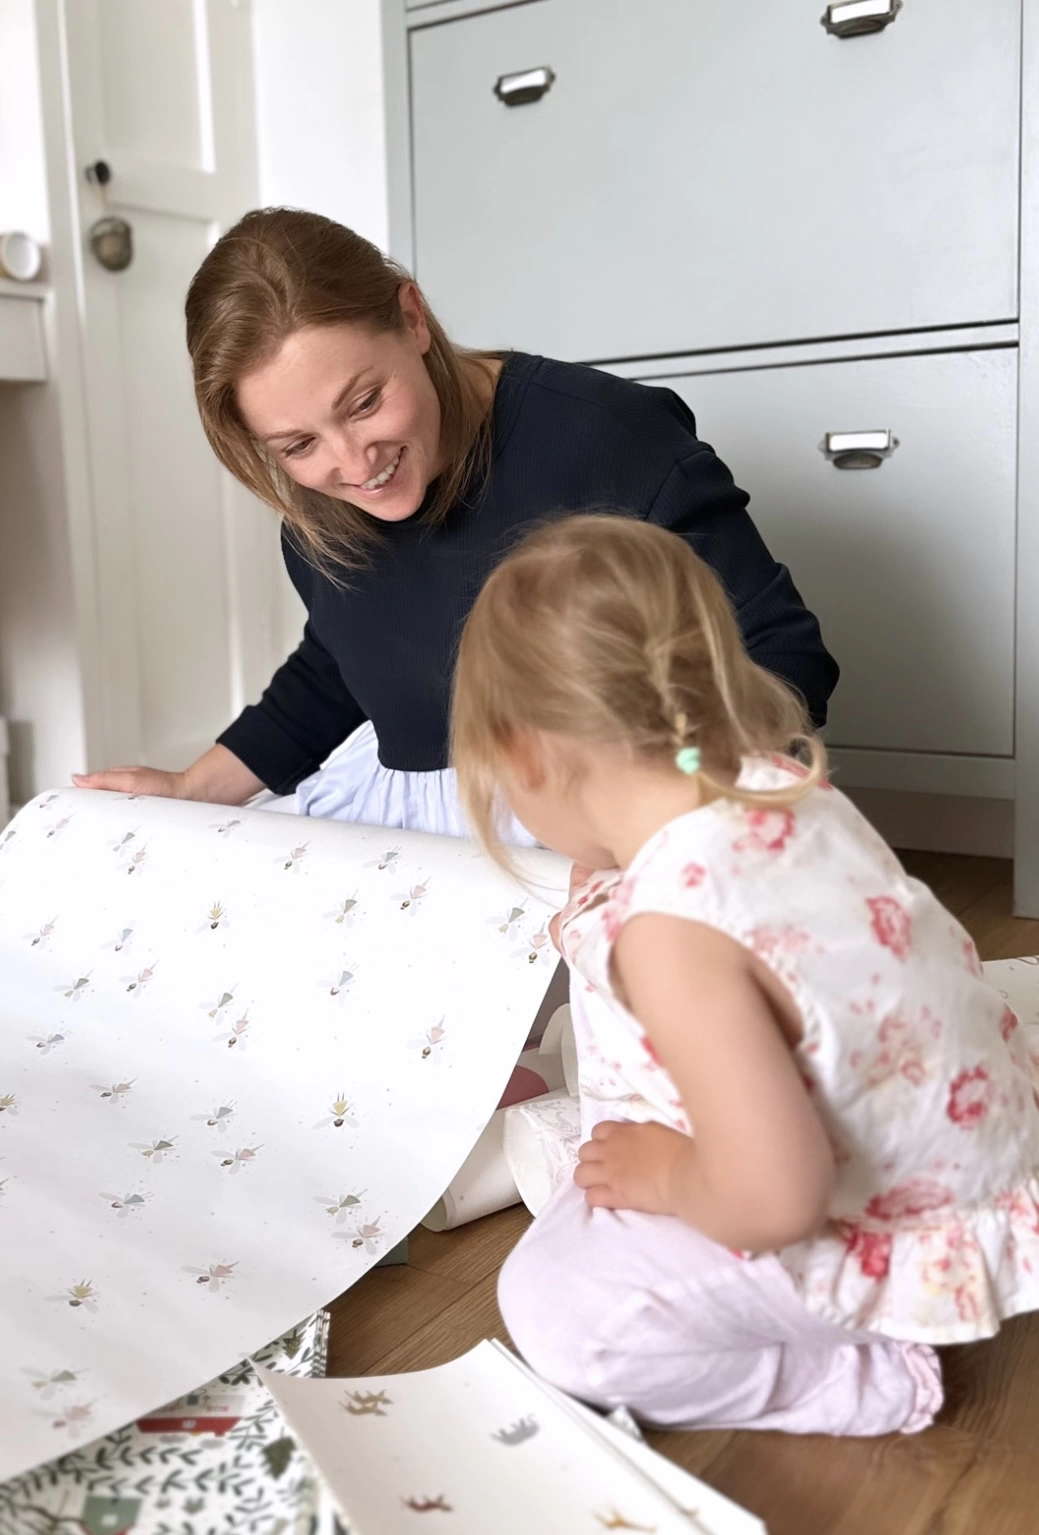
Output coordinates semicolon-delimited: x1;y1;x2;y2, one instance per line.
845;1227;893;1280
681;862;706;889
748;925;814;967
732;808;796;856
603;880;635;944
866;895;912;961
947;1066;994;1129
849;1011;930;1089
865;1177;955;1225
641;1035;663;1070
1000;1005;1020;1043
961;936;984;978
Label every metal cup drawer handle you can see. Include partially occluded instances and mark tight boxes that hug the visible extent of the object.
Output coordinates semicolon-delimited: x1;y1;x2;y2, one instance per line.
821;430;899;470
821;0;902;38
494;66;556;107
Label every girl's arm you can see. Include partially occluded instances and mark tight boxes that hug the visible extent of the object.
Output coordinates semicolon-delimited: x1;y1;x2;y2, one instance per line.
576;914;835;1254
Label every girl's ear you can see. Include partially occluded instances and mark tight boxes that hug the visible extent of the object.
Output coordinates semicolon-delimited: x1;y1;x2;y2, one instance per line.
500;728;546;794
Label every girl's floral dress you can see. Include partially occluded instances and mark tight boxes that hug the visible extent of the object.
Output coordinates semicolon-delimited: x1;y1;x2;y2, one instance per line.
559;758;1039;1345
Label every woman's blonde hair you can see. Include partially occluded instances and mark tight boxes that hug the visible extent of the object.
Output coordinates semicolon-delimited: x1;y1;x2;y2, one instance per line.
185;207;497;572
452;515;828;866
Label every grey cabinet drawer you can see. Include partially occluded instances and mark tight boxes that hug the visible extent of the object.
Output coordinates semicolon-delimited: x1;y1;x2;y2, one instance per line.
650;349;1016;757
411;0;1020;361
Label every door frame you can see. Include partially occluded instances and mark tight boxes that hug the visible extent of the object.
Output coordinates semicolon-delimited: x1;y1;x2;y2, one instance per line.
32;0;285;774
1015;0;1039;914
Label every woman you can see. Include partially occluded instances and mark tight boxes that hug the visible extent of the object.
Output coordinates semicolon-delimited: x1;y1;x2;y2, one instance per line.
75;208;837;839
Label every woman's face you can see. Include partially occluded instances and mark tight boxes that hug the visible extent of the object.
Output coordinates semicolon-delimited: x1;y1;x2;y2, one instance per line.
236;284;442;523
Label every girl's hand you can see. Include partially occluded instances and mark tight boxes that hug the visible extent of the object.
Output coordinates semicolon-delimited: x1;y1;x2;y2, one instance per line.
574;1119;689;1215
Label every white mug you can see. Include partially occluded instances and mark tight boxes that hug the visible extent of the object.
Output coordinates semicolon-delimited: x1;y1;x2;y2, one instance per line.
0;231;42;282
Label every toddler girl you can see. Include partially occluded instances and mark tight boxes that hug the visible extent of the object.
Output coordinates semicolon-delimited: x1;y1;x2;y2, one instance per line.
451;514;1039;1436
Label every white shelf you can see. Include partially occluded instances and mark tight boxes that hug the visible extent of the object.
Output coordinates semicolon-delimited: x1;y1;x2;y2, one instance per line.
0;281;47;381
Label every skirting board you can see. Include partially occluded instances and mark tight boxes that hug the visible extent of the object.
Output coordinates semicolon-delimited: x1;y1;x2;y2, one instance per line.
845;788;1014;860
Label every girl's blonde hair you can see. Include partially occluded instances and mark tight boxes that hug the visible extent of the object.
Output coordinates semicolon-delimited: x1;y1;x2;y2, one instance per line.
452;515;828;865
184;207;497;573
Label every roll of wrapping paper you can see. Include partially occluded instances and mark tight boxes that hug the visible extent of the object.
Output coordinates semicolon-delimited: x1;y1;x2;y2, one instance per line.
421;1040;568;1231
0;788;567;1481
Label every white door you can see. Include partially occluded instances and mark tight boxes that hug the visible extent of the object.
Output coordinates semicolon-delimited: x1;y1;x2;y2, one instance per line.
59;0;287;771
650;348;1018;759
410;0;1021;362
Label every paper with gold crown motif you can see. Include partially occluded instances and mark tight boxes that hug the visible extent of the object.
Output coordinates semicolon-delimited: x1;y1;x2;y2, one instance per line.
0;788;567;1481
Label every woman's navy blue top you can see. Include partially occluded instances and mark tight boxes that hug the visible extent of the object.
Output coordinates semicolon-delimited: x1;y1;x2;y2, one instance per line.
219;352;838;792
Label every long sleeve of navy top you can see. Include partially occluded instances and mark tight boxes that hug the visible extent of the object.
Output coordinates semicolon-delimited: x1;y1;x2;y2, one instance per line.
219;353;839;794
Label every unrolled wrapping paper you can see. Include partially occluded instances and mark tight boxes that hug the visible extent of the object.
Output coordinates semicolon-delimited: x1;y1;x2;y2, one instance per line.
0;789;567;1482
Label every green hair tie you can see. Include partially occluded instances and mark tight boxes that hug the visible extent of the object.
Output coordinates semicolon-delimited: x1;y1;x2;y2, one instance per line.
675;746;701;776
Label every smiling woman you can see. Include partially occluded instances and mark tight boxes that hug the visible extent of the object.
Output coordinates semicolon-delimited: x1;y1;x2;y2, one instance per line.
73;207;838;844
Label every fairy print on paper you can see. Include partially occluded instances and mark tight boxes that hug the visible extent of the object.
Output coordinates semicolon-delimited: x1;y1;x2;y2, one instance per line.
493;902;527;939
0;786;567;1484
202;901;229;932
95;1080;134;1103
196;1101;236;1131
394;877;431;914
513;926;553;969
204;987;236;1021
186;1262;237;1292
31;1031;69;1056
316;1094;358;1130
318;1191;363;1223
329;893;361;927
45;816;73;841
51;1282;99;1314
214;1146;261;1174
101;1191;148;1217
22;1367;81;1400
219;1011;251;1049
409;1019;447;1062
345;1217;384;1254
367;845;401;872
123;962;156;996
111;830;145;874
47;1400;94;1437
324;964;358;999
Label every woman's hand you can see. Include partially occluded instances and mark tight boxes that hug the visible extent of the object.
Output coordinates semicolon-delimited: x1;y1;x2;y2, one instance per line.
549;861;598;952
73;765;188;798
574;1119;689;1216
72;744;264;807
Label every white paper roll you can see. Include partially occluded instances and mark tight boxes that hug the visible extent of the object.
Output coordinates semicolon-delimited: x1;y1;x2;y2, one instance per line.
421;1107;518;1232
503;1089;582;1217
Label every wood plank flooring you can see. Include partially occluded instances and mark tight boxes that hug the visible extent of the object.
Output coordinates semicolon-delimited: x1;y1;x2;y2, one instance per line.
327;853;1039;1534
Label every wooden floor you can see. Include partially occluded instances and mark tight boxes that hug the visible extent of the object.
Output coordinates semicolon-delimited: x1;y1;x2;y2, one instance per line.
328;853;1039;1535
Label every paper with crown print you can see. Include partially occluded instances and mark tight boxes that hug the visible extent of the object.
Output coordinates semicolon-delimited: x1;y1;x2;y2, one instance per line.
0;789;566;1481
260;1340;767;1535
